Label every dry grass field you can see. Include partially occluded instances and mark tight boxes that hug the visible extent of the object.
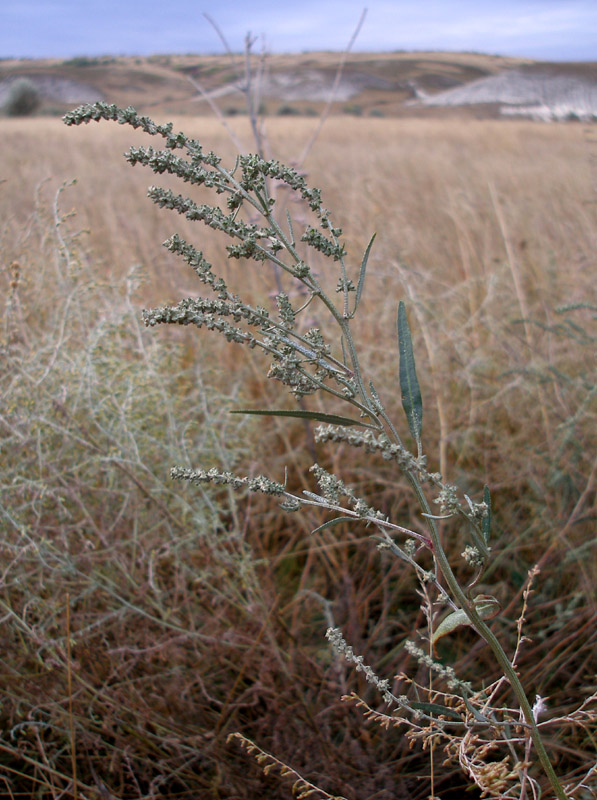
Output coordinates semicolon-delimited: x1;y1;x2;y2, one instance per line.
1;112;596;799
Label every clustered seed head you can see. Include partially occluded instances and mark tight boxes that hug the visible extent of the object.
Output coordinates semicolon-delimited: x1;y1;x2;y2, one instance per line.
276;293;296;328
462;545;485;568
326;628;401;706
404;641;473;692
314;425;430;480
170;466;286;496
403;539;418;557
435;484;460;515
469;500;489;520
301;227;346;261
310;464;385;520
164;234;229;298
336;278;356;293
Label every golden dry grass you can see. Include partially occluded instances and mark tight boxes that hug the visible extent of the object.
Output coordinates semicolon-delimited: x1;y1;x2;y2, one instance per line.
1;114;595;799
5;114;594;483
3;114;593;281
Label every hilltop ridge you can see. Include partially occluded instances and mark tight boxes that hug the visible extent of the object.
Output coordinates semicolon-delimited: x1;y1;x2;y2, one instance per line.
1;51;596;120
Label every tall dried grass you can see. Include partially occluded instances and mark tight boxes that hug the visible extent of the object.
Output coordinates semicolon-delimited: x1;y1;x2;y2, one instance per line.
1;115;595;799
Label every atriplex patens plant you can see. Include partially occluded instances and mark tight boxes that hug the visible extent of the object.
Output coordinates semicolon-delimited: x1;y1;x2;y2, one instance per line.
63;103;592;800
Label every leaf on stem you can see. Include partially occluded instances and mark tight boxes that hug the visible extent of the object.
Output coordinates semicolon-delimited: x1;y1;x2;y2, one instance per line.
352;233;376;316
311;517;354;534
230;408;377;428
397;301;423;450
431;594;501;647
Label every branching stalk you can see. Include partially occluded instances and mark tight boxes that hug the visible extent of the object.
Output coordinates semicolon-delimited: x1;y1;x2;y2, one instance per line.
62;102;573;799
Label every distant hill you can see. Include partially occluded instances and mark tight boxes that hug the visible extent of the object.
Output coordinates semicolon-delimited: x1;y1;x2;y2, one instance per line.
1;51;596;120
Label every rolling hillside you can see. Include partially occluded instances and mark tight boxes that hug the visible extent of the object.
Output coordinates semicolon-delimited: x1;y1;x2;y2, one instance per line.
1;50;596;120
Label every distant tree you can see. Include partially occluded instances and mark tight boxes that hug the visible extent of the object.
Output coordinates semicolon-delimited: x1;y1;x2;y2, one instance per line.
4;78;41;116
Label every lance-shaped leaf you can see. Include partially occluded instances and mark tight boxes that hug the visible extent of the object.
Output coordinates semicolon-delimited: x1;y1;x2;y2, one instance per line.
230;408;378;429
397;301;423;450
431;594;501;647
482;485;492;545
311;517;354;535
351;233;376;317
410;701;463;722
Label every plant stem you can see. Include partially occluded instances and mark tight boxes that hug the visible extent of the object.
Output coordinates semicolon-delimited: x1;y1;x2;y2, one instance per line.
431;535;568;799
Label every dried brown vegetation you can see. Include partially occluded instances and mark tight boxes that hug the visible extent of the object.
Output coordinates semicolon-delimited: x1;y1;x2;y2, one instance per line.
1;114;595;799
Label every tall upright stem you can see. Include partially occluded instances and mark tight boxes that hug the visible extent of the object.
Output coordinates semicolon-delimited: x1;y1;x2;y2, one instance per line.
431;536;568;799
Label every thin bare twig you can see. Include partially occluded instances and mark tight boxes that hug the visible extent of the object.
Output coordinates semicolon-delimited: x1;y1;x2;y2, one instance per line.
296;8;368;169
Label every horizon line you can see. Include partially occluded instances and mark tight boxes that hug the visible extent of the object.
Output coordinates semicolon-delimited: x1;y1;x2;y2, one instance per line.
2;48;596;65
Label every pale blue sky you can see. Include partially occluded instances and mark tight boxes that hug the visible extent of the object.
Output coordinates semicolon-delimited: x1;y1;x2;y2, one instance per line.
2;1;596;61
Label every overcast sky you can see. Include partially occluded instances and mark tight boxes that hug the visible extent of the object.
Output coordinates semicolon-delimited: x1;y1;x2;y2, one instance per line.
2;1;596;61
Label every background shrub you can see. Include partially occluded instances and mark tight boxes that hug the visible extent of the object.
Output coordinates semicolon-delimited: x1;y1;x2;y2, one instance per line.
3;77;41;116
276;103;301;116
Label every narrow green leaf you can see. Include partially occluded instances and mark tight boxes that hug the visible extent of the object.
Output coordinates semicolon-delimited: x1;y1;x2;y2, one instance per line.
482;485;492;545
397;301;423;448
410;702;462;721
230;408;377;429
311;517;354;535
352;233;376;316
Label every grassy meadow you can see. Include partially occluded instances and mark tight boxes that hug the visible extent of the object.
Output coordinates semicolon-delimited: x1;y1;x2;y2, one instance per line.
1;113;595;799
